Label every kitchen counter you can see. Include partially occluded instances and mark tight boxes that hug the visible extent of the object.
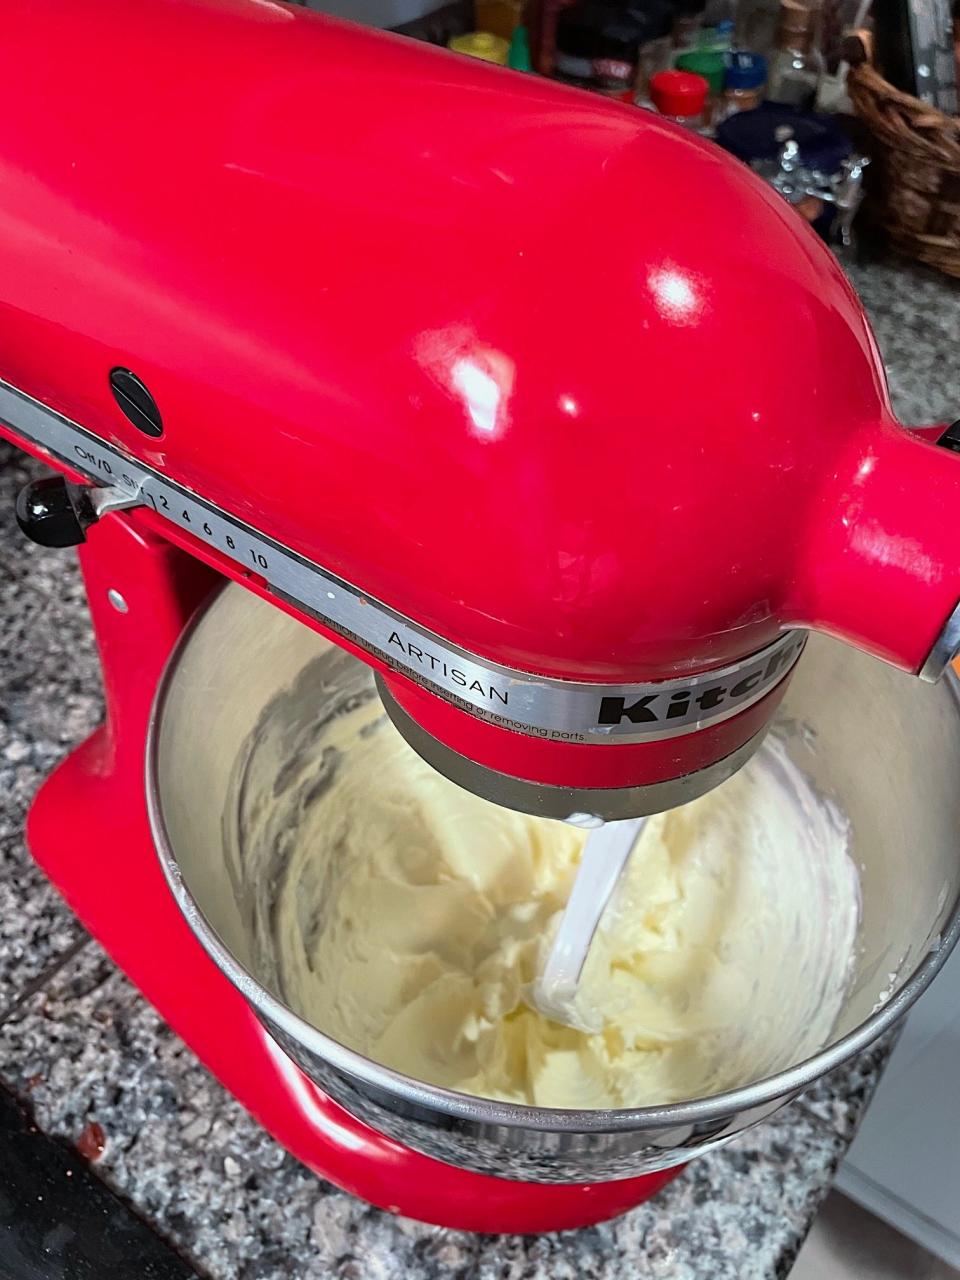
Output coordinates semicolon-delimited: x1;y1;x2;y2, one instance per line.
0;255;956;1280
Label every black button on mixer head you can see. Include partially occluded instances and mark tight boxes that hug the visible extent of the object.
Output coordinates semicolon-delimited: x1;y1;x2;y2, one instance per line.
109;368;163;437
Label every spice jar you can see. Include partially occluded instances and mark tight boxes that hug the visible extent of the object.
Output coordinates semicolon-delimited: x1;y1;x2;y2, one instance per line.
649;68;710;127
675;48;727;122
723;50;768;113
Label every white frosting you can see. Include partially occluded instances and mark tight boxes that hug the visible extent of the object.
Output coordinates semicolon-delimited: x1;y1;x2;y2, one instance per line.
244;698;860;1109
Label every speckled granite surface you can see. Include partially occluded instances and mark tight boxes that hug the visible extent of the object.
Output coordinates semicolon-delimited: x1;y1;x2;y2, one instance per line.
845;259;960;428
0;445;99;1010
0;254;957;1280
0;943;852;1280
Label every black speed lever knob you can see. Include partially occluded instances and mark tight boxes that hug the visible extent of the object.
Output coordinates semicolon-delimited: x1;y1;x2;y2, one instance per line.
15;476;97;548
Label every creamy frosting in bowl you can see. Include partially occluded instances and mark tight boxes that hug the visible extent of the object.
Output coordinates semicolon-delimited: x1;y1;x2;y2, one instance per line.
225;687;860;1110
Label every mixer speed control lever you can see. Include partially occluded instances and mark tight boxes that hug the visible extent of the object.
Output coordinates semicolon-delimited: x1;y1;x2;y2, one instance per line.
15;476;142;548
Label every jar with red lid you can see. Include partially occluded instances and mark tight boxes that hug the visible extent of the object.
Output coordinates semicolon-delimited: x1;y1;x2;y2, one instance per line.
649;68;710;127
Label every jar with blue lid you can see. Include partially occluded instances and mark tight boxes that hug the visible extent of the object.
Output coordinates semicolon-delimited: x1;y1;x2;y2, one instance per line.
723;51;767;114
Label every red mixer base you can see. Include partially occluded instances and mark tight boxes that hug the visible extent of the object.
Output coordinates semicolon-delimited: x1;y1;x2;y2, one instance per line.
22;510;681;1233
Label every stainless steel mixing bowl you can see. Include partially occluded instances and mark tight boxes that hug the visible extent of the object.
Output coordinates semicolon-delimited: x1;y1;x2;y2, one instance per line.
147;584;960;1182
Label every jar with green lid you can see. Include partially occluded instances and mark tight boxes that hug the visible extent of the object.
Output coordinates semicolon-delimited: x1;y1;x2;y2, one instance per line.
674;48;726;122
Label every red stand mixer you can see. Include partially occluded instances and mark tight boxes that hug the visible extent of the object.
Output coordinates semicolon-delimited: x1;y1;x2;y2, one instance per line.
4;0;960;1234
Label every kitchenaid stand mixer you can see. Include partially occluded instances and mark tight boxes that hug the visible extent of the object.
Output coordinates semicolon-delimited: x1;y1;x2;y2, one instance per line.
5;0;960;1234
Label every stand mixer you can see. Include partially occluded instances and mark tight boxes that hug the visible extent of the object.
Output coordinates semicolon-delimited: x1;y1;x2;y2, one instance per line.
5;0;960;1235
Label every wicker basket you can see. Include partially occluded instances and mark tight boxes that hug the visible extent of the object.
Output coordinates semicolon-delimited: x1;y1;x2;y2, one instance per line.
848;39;960;276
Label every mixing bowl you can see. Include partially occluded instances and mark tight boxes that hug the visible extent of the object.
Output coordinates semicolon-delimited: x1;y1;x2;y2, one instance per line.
147;584;960;1182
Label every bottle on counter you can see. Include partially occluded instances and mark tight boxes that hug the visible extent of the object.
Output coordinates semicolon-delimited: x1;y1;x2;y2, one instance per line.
814;0;874;112
695;17;735;50
474;0;525;39
702;0;735;26
734;0;780;55
723;50;768;112
529;0;579;75
554;0;649;95
553;2;599;83
630;0;675;94
508;24;534;68
649;68;710;125
767;0;823;107
592;5;647;93
672;0;707;49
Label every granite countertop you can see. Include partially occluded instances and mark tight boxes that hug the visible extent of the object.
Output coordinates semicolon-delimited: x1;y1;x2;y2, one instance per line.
0;255;957;1280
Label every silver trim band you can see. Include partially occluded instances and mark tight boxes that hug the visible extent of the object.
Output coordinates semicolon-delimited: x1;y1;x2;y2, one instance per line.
0;375;806;743
377;674;772;819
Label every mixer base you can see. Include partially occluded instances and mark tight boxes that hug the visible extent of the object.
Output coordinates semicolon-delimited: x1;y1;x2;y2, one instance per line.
23;512;681;1233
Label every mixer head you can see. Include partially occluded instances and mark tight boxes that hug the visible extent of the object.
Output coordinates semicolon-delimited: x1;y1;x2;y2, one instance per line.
372;637;806;819
3;0;960;821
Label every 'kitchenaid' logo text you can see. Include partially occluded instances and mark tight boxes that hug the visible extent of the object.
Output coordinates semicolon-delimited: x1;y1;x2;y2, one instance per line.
385;627;805;734
387;631;510;706
596;634;805;726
